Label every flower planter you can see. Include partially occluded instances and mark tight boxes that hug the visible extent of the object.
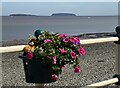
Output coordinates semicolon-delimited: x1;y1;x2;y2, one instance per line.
20;30;85;83
21;56;57;83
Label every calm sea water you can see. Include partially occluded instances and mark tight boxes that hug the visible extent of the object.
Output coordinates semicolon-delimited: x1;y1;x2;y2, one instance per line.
2;16;118;41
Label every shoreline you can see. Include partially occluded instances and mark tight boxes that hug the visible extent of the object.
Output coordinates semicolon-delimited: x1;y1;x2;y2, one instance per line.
2;32;116;44
74;32;115;39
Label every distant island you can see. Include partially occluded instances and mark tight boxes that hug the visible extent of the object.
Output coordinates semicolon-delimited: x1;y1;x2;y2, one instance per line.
9;13;77;17
9;14;38;16
51;13;76;16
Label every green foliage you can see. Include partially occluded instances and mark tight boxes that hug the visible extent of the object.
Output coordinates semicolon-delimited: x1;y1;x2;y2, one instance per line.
24;30;85;76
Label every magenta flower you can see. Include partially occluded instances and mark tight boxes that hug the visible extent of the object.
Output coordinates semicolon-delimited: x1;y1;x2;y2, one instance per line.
52;74;58;80
44;39;52;43
26;52;33;60
74;66;81;73
60;65;65;69
52;56;57;64
70;37;75;44
58;34;68;39
59;48;67;54
63;38;69;43
74;37;80;45
74;37;80;42
47;56;50;59
70;51;76;58
78;47;85;56
70;37;80;45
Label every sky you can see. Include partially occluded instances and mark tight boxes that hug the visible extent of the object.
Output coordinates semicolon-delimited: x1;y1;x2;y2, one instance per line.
2;2;118;16
1;0;120;2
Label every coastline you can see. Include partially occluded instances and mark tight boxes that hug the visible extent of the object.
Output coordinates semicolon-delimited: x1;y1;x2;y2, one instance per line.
2;32;118;87
2;32;116;45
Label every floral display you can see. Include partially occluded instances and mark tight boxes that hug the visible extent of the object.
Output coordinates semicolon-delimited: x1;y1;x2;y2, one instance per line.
23;30;85;81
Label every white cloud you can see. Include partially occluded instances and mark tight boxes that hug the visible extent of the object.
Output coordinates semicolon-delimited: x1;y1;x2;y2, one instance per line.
1;0;120;2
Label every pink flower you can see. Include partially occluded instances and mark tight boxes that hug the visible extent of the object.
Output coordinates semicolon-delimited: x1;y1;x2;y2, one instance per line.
47;56;50;59
70;51;76;58
58;34;68;39
60;65;65;69
44;39;52;43
74;66;81;73
52;74;58;80
78;47;85;56
59;48;67;54
70;37;75;44
74;37;80;42
70;37;80;45
52;56;57;64
26;52;33;60
74;37;80;45
63;38;69;43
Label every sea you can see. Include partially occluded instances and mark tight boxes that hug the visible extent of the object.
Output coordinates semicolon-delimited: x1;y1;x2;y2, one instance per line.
2;16;118;41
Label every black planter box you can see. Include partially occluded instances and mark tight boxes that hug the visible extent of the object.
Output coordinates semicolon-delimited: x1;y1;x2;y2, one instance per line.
21;56;57;83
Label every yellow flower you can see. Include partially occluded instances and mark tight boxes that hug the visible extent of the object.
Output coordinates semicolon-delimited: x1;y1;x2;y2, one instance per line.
31;46;35;52
28;39;35;46
23;45;31;52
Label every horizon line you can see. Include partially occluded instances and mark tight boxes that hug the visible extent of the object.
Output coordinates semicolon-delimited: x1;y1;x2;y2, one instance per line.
1;15;118;17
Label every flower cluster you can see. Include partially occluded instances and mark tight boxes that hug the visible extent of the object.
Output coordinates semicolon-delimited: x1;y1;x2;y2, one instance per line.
23;30;85;81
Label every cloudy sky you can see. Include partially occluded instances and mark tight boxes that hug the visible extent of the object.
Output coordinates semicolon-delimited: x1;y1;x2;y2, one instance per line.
2;2;118;16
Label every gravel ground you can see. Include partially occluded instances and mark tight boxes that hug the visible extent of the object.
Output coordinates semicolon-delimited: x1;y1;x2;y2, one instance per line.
1;39;120;88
